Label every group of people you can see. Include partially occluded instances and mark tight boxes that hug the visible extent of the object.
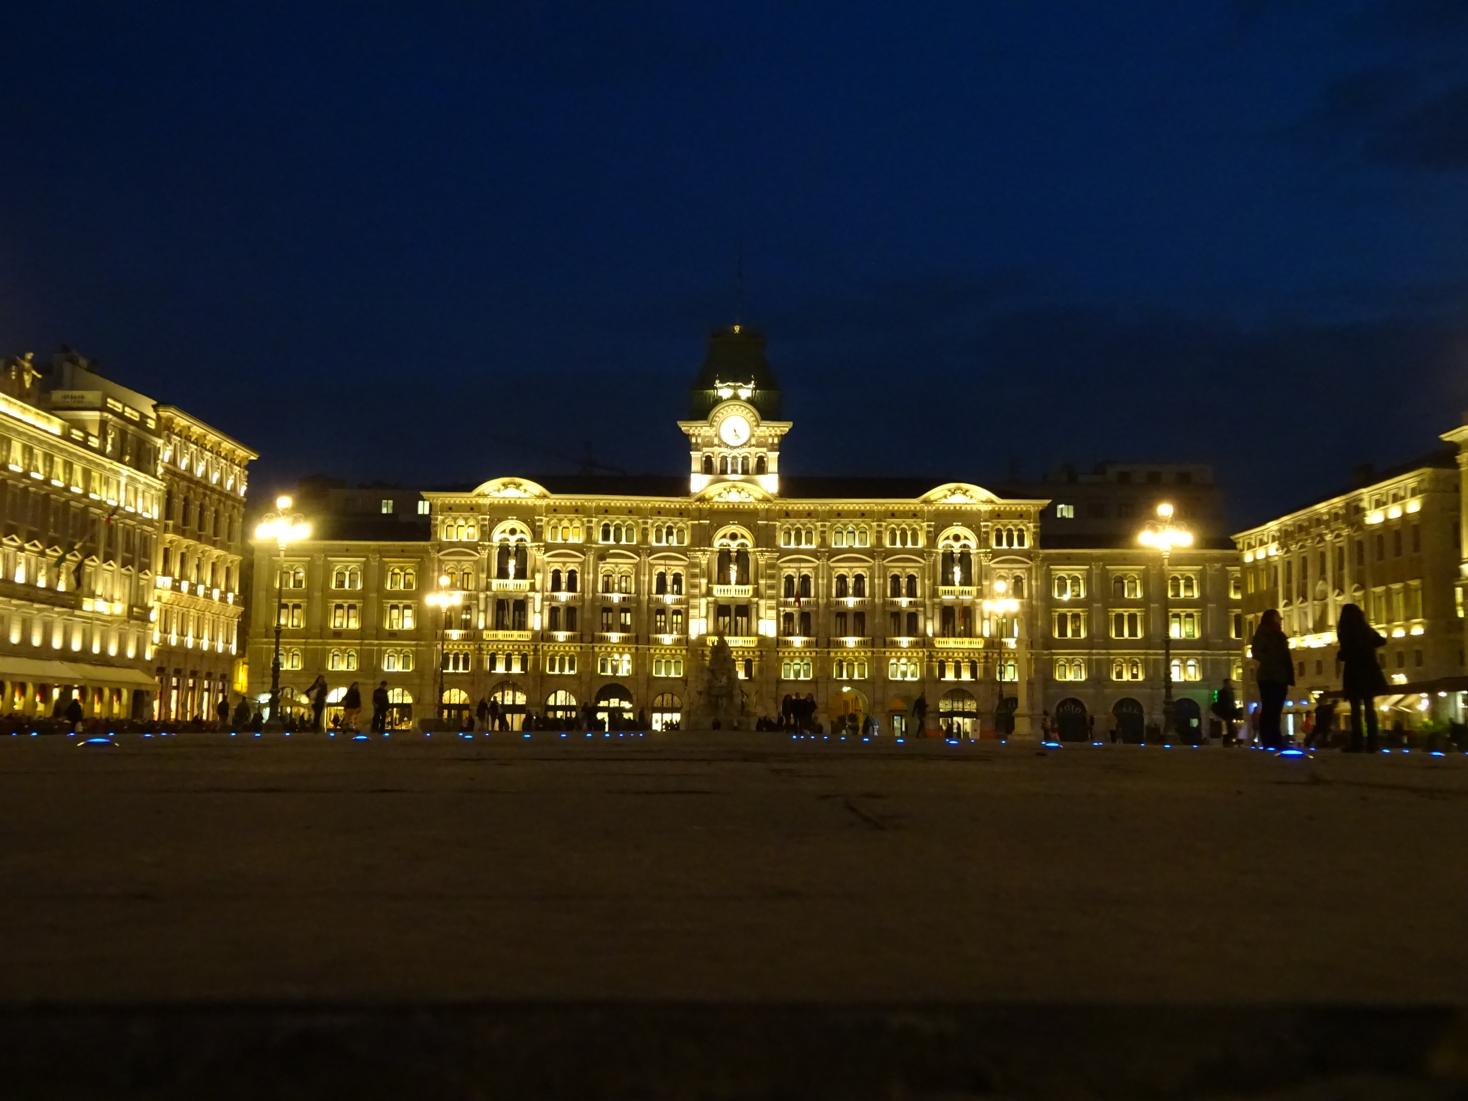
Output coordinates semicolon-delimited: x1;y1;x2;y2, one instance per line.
1250;601;1388;752
777;693;821;732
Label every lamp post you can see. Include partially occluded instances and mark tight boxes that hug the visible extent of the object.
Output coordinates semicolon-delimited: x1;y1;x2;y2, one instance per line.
254;495;311;728
982;577;1021;737
1138;502;1193;742
424;573;462;728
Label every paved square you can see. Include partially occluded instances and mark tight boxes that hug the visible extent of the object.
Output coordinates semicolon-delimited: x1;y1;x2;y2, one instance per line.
5;732;1466;1006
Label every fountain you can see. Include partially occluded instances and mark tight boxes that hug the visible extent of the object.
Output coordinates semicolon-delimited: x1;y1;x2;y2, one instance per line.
689;633;743;730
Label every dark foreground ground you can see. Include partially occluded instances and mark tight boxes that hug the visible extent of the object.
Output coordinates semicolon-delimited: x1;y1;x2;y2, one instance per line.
3;731;1467;1098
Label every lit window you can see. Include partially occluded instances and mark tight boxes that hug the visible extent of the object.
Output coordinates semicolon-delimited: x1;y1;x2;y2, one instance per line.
1110;611;1144;639
417;500;430;516
380;499;394;514
1055;504;1075;519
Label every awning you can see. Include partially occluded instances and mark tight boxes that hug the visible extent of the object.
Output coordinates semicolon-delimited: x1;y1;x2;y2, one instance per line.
1320;675;1468;701
0;656;80;682
0;657;156;691
63;663;158;691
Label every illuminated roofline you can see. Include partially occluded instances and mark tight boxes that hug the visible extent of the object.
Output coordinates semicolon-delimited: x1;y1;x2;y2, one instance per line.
1231;463;1455;543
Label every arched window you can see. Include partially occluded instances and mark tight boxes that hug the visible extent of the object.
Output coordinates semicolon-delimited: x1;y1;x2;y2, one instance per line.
835;574;849;598
852;574;866;598
798;574;811;599
755;455;767;475
600;522;611;542
655;570;667;595
550;568;562;592
888;574;901;598
671;571;683;595
785;574;797;599
566;568;578;593
906;574;918;598
702;455;714;474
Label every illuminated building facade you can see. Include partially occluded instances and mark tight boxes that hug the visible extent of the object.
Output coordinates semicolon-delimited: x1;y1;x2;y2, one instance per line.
151;407;257;722
0;351;253;721
1233;437;1467;731
248;326;1241;738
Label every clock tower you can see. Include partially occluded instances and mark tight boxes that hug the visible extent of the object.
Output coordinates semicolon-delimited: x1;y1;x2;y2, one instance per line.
678;324;791;495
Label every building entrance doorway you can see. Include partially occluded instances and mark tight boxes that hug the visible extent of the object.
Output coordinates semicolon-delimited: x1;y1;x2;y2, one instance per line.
834;687;867;734
490;683;526;731
1054;697;1089;741
440;687;472;728
1173;697;1202;742
651;692;682;731
595;683;633;730
1113;697;1145;742
939;688;977;736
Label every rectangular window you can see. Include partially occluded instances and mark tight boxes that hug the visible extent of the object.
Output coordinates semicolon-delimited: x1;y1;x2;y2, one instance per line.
417;500;430;515
380;499;394;514
386;602;416;630
1052;610;1085;639
1169;611;1199;640
1110;611;1144;639
1055;503;1074;519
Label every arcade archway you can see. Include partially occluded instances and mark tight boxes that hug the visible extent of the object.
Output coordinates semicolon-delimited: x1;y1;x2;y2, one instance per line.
1054;697;1089;741
1112;697;1145;742
595;683;634;730
939;688;978;736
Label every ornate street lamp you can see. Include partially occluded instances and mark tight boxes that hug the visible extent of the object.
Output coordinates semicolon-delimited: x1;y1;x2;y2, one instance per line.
424;573;462;727
1138;502;1193;741
254;495;311;727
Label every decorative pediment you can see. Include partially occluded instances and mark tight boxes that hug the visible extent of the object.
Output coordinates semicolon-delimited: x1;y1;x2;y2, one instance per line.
695;480;770;503
920;482;996;506
471;476;549;499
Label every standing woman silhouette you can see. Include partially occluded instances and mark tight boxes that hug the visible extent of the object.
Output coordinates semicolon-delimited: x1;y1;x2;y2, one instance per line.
1336;602;1387;753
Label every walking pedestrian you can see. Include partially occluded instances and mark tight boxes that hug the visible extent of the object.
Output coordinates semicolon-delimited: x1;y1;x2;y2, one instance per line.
63;694;84;734
215;696;230;731
342;681;362;731
371;680;389;733
1250;608;1293;750
1307;698;1336;750
231;695;252;730
307;674;328;732
476;696;490;732
1337;602;1387;754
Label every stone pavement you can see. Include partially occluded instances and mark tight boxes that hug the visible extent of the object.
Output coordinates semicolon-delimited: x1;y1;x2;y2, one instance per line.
3;731;1467;1097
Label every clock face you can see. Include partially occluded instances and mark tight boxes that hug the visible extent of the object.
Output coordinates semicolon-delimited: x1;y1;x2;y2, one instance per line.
719;414;751;446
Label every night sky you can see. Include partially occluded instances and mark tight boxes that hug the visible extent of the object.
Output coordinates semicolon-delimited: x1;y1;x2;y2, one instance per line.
4;1;1467;526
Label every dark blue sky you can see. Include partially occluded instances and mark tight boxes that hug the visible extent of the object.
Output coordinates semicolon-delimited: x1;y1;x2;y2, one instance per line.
4;1;1467;525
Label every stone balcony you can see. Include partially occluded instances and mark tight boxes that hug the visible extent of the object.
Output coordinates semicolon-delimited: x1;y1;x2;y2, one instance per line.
483;628;532;642
938;585;978;600
712;583;753;599
490;578;531;593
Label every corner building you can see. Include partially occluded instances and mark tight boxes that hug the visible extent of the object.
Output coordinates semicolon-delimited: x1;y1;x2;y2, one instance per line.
1234;424;1468;733
250;327;1240;738
0;352;255;722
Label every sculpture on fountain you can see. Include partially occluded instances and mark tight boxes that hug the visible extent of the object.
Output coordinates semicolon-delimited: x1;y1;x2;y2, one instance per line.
689;633;743;729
